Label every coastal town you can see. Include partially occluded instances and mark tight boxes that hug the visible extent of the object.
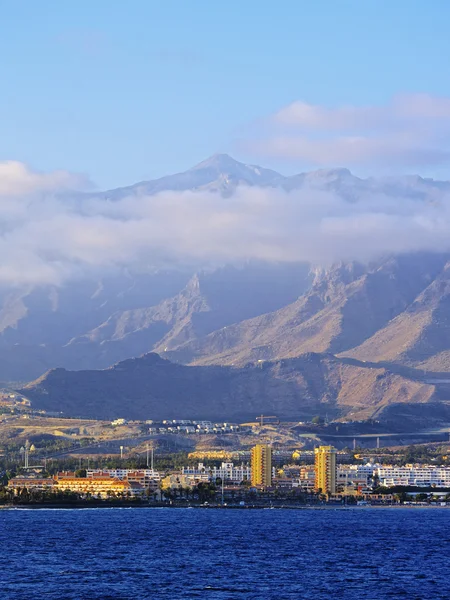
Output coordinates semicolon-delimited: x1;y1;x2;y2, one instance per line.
2;440;450;507
1;401;450;507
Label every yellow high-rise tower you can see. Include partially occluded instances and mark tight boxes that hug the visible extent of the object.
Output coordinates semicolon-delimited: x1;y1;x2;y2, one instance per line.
314;445;336;494
251;444;272;487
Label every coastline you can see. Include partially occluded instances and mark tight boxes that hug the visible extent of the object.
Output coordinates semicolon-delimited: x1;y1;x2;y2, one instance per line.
1;502;449;510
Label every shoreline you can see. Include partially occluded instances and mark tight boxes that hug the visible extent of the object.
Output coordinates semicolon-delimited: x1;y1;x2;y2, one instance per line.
1;502;449;510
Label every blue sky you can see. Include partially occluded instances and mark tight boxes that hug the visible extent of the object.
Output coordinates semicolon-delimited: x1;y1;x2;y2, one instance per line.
2;1;450;188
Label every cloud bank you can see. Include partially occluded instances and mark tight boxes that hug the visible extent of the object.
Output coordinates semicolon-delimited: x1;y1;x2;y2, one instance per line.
0;161;91;197
250;93;450;168
2;160;450;286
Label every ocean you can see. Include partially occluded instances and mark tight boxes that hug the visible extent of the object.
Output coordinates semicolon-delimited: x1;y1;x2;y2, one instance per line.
0;507;449;599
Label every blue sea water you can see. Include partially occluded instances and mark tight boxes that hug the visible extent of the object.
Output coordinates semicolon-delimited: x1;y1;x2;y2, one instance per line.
0;507;449;599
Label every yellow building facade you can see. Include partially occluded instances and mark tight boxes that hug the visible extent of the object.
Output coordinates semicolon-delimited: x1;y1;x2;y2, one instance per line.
55;475;135;498
314;445;337;494
251;444;272;487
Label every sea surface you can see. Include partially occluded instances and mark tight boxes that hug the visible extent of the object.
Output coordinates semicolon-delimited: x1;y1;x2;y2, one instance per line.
0;507;449;599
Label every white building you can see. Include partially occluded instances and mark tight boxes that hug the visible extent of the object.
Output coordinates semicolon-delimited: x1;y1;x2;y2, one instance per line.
337;464;380;487
87;468;161;483
181;462;251;483
377;465;450;487
177;425;197;434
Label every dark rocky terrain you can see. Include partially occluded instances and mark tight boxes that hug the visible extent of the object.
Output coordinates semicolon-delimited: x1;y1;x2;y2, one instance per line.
22;352;450;428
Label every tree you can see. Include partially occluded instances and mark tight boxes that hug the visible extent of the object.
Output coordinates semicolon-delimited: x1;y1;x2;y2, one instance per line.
394;491;408;503
415;493;428;502
195;482;217;503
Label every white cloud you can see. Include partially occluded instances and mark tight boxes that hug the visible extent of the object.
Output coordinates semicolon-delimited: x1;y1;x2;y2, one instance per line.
0;166;450;286
0;161;91;197
2;159;450;287
250;94;450;168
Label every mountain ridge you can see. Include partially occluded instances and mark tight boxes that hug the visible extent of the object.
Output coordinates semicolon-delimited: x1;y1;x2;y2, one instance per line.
91;153;450;202
21;351;444;426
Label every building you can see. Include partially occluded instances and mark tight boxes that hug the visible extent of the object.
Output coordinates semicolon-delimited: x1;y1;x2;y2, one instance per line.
314;446;337;494
55;474;138;498
337;464;379;491
377;465;450;487
87;468;161;483
7;477;56;494
181;462;251;484
177;425;197;434
160;473;199;489
251;444;272;487
296;465;316;491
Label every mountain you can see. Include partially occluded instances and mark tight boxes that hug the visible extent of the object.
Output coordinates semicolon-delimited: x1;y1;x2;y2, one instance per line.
4;153;450;431
91;154;450;202
21;352;444;426
94;154;283;200
62;262;310;371
165;254;447;366
343;261;450;370
0;270;192;381
0;262;310;380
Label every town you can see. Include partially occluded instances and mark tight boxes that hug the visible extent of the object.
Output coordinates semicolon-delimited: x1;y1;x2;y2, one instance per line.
2;440;450;507
1;402;450;507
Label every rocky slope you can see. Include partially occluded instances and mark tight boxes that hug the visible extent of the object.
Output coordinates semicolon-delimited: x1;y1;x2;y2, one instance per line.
65;262;310;367
166;254;448;366
0;262;309;380
21;352;441;425
343;261;450;370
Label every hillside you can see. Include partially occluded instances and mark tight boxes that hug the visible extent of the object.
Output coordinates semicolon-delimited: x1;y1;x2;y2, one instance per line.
20;352;445;427
343;261;450;370
65;262;310;369
166;254;447;366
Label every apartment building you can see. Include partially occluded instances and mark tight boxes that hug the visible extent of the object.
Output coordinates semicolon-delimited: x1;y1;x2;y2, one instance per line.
314;446;337;494
181;462;251;483
377;465;450;487
87;468;161;483
251;444;272;487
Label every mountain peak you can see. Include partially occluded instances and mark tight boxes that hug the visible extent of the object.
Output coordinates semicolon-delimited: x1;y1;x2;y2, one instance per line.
191;153;241;171
303;167;354;181
186;153;282;187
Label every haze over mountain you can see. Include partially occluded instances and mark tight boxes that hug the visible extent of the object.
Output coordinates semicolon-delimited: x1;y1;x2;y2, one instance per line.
5;153;450;288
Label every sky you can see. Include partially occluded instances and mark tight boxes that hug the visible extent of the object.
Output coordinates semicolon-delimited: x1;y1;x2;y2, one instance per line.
2;1;450;189
3;1;450;287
